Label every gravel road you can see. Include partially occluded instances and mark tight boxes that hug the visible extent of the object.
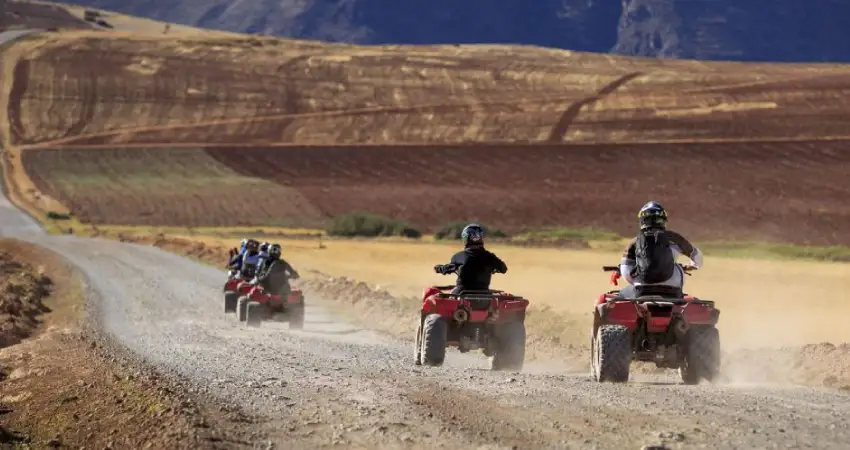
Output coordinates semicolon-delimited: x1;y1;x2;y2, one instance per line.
2;31;850;450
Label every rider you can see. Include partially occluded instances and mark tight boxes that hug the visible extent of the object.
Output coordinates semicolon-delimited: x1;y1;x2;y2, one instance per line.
233;239;262;278
226;238;249;272
254;243;300;295
618;201;704;298
433;223;507;294
257;241;270;272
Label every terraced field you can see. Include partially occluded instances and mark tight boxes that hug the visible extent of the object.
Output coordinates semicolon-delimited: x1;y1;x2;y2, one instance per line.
22;141;850;244
21;146;323;226
6;31;850;148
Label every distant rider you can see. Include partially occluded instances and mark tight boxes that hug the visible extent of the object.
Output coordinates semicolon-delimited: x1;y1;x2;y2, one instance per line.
257;241;270;272
433;223;507;294
617;201;704;298
254;243;300;295
232;239;262;278
226;238;249;274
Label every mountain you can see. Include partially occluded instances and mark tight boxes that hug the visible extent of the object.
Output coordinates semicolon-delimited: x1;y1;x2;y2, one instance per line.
60;0;850;63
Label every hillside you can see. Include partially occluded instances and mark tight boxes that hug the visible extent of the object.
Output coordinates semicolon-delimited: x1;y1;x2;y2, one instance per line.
2;25;850;245
58;0;850;63
5;31;850;147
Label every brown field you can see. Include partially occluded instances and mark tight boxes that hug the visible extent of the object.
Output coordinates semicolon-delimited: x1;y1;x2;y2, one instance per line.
5;31;850;148
21;142;850;244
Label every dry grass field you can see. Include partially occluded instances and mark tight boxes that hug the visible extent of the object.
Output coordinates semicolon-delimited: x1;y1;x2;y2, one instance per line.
198;238;850;349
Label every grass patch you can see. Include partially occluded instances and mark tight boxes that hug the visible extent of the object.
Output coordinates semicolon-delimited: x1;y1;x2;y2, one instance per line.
701;241;850;262
326;212;421;239
513;227;622;243
434;222;507;240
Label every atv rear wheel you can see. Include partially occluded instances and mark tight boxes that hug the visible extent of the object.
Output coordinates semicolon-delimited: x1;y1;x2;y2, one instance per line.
236;296;249;322
288;304;305;330
490;321;526;371
680;326;720;385
246;301;265;328
420;314;447;366
592;324;632;382
224;292;238;313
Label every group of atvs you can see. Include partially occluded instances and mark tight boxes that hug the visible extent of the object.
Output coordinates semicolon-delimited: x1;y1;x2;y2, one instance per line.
222;204;722;385
222;240;305;329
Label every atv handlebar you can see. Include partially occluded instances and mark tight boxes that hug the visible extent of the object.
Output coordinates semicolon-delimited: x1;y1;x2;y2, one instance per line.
602;264;698;276
434;263;504;275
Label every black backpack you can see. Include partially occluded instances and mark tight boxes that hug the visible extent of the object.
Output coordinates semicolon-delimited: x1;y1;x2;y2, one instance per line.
634;229;675;283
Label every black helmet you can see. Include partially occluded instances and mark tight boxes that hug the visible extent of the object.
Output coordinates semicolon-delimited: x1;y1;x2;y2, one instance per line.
269;243;282;259
638;201;668;230
461;223;485;248
245;239;259;252
260;241;270;252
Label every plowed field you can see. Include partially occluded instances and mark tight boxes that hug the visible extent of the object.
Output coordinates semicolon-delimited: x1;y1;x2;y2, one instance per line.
7;31;850;147
22;141;850;244
21;147;323;227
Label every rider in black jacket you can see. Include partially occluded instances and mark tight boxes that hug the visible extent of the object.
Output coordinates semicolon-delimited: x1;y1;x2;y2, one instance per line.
434;224;507;293
254;243;300;296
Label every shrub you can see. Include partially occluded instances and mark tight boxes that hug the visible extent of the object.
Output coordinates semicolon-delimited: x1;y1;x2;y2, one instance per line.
326;212;421;238
47;211;72;220
434;222;507;240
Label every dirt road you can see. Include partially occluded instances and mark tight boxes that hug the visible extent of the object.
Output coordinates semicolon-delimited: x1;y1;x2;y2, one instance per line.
1;193;849;449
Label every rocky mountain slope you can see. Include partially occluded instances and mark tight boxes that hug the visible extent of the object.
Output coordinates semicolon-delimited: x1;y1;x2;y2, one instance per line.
58;0;850;63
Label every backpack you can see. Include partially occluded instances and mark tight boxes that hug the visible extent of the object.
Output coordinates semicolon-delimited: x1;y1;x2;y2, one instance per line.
634;229;675;283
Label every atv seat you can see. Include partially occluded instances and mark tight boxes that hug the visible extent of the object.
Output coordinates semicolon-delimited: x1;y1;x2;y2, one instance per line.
634;284;683;298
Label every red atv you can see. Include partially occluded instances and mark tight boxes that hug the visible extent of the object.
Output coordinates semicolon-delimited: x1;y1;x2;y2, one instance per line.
590;264;721;384
223;269;253;313
415;266;529;371
236;282;305;329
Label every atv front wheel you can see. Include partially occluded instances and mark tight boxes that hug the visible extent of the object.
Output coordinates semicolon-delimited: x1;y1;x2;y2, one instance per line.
420;314;447;366
288;304;305;330
593;324;631;382
224;292;238;313
236;296;249;322
246;301;265;328
490;321;526;371
680;326;720;385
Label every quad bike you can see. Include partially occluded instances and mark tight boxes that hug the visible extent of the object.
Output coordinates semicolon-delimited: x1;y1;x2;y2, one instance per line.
590;264;721;385
236;281;305;329
223;269;253;313
415;265;529;371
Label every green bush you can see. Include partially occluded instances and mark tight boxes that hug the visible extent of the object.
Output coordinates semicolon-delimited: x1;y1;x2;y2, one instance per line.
326;212;421;238
434;222;507;240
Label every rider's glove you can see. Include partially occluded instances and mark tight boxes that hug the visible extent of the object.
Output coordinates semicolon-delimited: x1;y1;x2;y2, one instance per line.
433;264;445;274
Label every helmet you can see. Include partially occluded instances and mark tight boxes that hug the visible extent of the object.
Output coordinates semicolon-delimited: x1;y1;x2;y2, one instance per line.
638;201;668;230
269;243;282;259
461;223;485;247
259;242;269;252
239;238;248;250
245;239;259;252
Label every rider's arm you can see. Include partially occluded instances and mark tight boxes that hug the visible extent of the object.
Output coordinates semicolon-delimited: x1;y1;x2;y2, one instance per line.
280;259;299;278
489;252;507;274
667;231;703;268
